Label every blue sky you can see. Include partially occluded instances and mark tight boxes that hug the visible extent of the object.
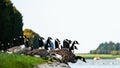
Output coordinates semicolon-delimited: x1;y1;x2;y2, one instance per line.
11;0;120;53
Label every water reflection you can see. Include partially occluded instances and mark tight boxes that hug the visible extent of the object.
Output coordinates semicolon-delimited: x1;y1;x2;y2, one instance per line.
69;59;120;68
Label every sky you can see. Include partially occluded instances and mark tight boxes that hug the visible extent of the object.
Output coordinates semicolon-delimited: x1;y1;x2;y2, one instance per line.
11;0;120;53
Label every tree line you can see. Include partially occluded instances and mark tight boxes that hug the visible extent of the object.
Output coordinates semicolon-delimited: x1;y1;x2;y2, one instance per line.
90;41;120;55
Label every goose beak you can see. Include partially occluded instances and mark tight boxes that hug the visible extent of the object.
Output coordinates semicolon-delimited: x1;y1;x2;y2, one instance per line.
41;37;44;40
48;37;52;40
50;38;53;40
84;60;87;63
81;58;87;63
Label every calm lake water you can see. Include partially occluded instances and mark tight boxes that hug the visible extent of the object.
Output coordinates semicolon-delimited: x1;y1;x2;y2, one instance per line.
68;59;120;68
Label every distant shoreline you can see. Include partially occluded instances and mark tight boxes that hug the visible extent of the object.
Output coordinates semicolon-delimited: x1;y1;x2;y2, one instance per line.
76;54;120;59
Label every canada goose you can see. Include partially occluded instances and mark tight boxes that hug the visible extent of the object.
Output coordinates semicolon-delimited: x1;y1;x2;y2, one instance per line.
38;37;44;49
63;39;72;48
50;48;86;64
26;49;49;58
7;44;32;54
22;46;34;54
44;37;54;50
7;44;25;53
49;48;77;64
55;38;60;49
69;40;79;53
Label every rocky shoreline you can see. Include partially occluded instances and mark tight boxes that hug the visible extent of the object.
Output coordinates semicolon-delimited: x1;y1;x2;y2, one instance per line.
35;62;70;68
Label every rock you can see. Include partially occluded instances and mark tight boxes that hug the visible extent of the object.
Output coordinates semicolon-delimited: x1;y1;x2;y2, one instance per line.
35;62;71;68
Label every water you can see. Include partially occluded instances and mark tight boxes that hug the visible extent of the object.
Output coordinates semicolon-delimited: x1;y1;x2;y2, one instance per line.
68;59;120;68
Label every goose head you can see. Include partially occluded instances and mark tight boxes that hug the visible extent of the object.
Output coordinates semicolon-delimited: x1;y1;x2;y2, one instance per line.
74;40;79;44
75;56;86;63
48;37;52;40
67;39;72;44
55;38;60;43
39;37;44;40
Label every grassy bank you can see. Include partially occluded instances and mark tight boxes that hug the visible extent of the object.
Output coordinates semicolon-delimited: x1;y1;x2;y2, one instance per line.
76;54;120;59
0;52;48;68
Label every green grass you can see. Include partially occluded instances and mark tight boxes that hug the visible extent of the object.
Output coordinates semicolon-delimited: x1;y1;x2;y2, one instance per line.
76;54;120;59
0;52;48;68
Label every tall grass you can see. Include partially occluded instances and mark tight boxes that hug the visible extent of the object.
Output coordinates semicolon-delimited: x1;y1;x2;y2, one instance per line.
0;52;48;68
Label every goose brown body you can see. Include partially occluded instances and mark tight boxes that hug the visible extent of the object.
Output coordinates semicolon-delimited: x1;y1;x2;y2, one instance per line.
50;48;76;63
26;49;49;58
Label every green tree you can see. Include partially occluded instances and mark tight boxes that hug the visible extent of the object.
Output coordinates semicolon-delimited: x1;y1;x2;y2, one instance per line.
0;0;23;50
23;29;40;49
90;41;120;54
